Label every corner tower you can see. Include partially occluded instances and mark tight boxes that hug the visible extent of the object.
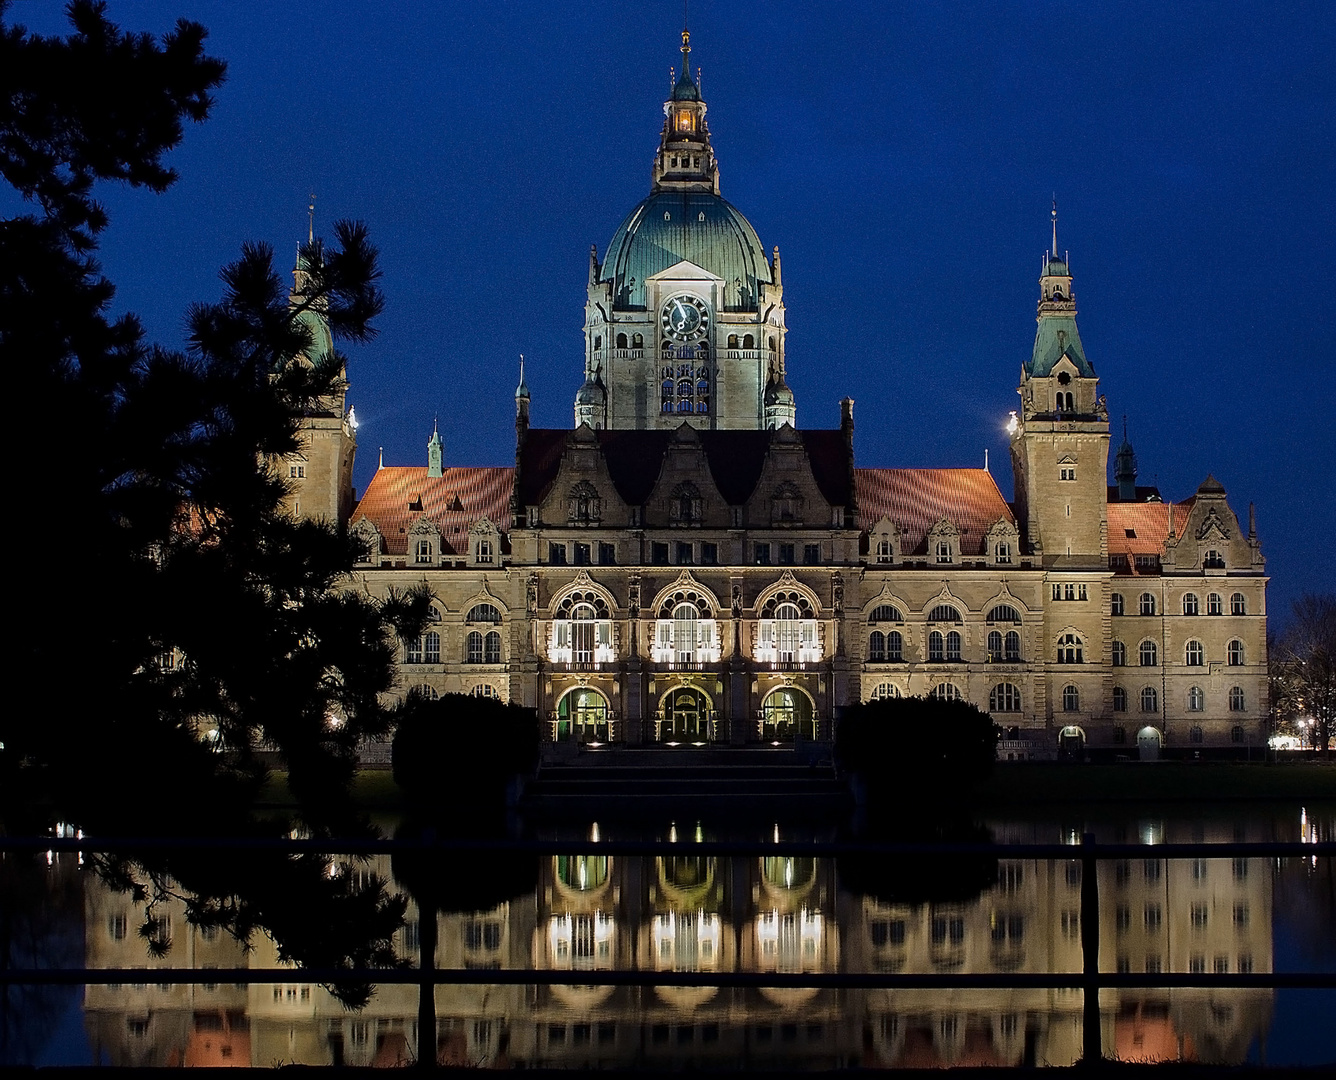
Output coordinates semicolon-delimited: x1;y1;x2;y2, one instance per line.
1008;204;1110;563
579;29;789;431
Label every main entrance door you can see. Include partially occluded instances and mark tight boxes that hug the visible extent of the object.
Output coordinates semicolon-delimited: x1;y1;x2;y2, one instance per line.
658;687;713;743
556;688;610;743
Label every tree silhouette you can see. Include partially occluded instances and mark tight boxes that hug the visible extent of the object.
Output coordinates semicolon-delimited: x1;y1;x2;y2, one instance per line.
1;1;431;1002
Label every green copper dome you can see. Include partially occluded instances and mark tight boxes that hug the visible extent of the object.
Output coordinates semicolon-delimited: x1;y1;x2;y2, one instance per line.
603;191;771;312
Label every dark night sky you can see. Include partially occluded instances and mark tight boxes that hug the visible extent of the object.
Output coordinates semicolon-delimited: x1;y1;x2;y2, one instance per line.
6;1;1334;622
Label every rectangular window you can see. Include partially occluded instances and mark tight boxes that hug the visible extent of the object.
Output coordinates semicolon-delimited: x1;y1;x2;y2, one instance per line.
573;542;591;566
651;542;669;565
1079;584;1088;601
415;540;433;564
599;542;616;565
754;543;771;565
1060;467;1076;481
548;542;567;565
779;543;795;565
1052;584;1061;601
803;543;821;565
701;542;718;565
676;542;693;564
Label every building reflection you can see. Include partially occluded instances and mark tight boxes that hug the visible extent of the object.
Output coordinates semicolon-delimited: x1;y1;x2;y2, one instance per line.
83;821;1276;1068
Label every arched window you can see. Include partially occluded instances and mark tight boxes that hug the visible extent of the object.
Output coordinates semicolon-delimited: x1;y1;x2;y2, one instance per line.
1111;593;1125;616
727;333;739;349
870;682;900;701
615;332;627;349
1206;592;1223;615
567;481;601;525
1112;686;1128;712
756;592;820;665
1229;686;1245;711
1189;725;1204;744
551;592;615;665
1062;685;1080;712
768;335;777;352
870;604;903;623
632;332;643;348
886;630;903;662
670;482;702;524
1140;686;1159;713
484;631;501;664
990;683;1021;713
930;683;962;701
677;399;692;413
987;630;1003;660
988;605;1021;625
1139;640;1158;667
672;602;698;662
868;631;886;662
875;538;893;563
1057;633;1084;664
1183;593;1200;616
1231;593;1247;616
945;630;962;661
1188;686;1205;712
466;631;483;664
1139;592;1157;616
1203;549;1226;569
1227;640;1245;665
1185;640;1204;666
1005;631;1021;661
928;604;961;623
419;684;439;700
425;631;440;664
743;333;755;349
928;630;944;662
467;604;501;624
760;687;814;741
696;399;709;413
1112;640;1126;667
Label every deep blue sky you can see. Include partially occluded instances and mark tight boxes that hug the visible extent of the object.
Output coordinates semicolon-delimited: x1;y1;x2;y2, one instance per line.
6;1;1334;621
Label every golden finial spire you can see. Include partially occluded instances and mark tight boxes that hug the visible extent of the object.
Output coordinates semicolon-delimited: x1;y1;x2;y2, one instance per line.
1051;195;1058;258
308;192;316;243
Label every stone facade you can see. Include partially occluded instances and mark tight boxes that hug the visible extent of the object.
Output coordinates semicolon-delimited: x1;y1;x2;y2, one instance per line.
292;34;1266;759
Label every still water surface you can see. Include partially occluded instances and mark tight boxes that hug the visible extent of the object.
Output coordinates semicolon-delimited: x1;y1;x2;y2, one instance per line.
5;803;1333;1068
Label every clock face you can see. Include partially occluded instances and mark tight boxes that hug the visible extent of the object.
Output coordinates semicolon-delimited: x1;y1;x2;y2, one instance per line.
661;294;709;342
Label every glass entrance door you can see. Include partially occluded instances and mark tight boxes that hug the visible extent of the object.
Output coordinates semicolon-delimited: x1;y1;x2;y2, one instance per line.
659;687;712;743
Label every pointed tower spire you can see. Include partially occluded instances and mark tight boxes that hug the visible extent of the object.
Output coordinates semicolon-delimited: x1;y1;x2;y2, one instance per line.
1051;195;1058;258
653;26;716;194
427;417;445;477
308;192;316;244
1114;416;1138;501
515;354;530;402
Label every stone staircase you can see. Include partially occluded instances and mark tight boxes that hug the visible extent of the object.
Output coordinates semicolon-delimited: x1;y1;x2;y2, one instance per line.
522;745;849;817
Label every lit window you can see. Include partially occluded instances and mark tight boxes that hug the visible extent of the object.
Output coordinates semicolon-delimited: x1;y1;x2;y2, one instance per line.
1227;640;1245;665
1185;640;1204;666
1139;640;1158;667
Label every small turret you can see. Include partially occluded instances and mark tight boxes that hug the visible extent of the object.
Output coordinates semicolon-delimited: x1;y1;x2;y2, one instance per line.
764;372;796;429
1114;416;1138;501
574;373;607;429
427;419;444;478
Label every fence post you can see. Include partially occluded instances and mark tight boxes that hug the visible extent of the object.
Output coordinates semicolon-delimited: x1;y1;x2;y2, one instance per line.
417;828;437;1070
1080;831;1102;1064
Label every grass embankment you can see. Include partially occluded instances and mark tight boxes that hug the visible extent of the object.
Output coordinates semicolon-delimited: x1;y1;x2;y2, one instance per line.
977;760;1336;804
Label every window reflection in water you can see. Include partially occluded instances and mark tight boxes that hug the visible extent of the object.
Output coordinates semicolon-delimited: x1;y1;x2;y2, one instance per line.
61;810;1321;1070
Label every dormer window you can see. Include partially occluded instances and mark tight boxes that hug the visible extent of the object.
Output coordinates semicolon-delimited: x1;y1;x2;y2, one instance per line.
771;482;801;524
568;481;601;526
935;541;953;564
414;539;433;564
876;539;893;563
1203;549;1226;569
476;539;494;565
994;541;1012;564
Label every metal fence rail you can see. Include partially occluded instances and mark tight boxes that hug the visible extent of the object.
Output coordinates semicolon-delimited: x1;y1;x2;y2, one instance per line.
2;834;1333;1069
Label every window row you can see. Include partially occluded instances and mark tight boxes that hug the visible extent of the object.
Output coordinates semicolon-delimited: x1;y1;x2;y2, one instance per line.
1111;685;1249;713
1111;638;1247;666
1112;591;1248;617
404;630;503;665
866;629;1026;663
413;684;501;701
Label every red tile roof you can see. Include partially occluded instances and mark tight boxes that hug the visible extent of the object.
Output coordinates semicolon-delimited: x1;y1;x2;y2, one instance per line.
1107;499;1196;558
351;466;513;555
855;468;1015;556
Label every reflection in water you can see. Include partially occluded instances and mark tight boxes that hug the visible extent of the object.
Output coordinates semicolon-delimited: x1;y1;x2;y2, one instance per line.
39;808;1333;1067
